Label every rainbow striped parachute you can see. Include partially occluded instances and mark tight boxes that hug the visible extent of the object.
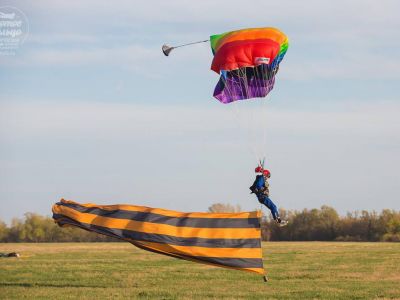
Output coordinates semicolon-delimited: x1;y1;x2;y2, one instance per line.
210;27;289;103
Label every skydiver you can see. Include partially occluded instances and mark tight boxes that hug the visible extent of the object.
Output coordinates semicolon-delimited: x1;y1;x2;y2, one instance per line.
250;166;288;227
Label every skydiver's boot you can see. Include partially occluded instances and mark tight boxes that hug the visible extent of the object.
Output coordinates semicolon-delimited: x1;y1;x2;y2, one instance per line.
276;217;288;227
279;220;288;227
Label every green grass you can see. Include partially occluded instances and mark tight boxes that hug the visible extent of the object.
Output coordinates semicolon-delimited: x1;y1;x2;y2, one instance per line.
1;242;399;299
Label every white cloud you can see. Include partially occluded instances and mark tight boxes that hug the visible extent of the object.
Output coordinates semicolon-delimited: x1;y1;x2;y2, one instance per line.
2;0;399;79
1;99;398;140
0;101;231;140
1;45;158;68
22;0;399;28
27;33;99;45
283;53;400;80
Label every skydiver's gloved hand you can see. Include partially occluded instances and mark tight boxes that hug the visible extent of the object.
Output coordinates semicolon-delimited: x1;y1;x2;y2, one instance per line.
249;186;257;194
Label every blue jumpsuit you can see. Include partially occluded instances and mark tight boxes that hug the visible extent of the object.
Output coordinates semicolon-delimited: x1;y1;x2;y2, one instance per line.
250;175;279;220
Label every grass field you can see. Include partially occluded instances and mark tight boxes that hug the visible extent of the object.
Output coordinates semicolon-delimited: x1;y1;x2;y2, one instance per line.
0;242;399;299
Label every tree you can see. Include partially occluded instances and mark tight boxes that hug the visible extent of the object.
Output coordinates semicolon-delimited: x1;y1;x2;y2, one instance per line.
381;209;400;242
0;220;8;242
207;203;242;213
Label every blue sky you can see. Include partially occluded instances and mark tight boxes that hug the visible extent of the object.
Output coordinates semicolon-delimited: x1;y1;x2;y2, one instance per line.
1;0;399;223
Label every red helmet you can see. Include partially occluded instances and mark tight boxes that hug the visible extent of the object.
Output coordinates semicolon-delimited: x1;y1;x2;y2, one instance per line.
255;166;263;173
263;169;271;177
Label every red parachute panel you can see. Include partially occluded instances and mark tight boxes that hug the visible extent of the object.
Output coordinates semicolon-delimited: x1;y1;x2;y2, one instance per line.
211;39;281;73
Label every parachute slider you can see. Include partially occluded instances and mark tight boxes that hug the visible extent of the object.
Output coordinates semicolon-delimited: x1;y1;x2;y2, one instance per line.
162;39;209;56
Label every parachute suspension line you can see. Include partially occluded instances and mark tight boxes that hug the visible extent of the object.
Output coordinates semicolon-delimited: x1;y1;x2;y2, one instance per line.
237;69;246;95
230;99;259;162
162;40;209;56
251;67;262;162
262;62;278;165
250;63;273;165
254;65;262;100
241;68;251;101
223;74;256;163
261;90;269;163
240;68;261;161
260;66;268;162
239;102;258;161
248;65;270;163
226;66;273;164
250;97;260;160
253;70;264;162
220;71;234;105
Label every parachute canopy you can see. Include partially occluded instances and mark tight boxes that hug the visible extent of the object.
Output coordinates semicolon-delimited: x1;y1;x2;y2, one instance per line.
210;27;289;103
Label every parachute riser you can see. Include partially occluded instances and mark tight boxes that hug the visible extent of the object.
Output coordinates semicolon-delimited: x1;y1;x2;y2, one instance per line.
258;158;265;169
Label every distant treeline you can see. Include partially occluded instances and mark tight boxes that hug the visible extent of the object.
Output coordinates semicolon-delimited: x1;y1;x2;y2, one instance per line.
0;213;117;243
0;206;399;242
261;206;400;242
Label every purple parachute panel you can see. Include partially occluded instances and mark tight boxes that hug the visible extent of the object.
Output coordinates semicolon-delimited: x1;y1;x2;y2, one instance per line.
213;72;276;104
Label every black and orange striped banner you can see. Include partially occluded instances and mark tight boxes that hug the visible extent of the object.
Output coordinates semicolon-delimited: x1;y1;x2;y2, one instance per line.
52;199;264;275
